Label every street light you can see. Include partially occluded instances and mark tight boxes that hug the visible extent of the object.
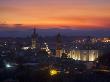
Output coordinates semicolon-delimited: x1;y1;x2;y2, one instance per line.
50;69;58;76
6;63;12;68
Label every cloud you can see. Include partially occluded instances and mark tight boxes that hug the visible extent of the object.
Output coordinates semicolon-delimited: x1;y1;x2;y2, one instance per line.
0;0;110;27
0;6;20;12
46;16;110;28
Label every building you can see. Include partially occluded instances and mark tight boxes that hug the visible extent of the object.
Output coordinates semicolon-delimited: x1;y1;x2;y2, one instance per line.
31;28;38;49
56;33;63;57
68;36;99;61
68;50;99;61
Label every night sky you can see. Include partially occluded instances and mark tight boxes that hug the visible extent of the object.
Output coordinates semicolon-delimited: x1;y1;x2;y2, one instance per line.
0;0;110;36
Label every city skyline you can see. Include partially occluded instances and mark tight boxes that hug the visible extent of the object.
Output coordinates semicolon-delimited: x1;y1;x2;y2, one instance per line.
0;1;110;82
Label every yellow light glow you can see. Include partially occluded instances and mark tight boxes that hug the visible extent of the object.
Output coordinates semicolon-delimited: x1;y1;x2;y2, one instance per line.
50;69;58;76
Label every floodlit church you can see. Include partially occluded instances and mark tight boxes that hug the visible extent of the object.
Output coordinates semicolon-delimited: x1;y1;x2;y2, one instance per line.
68;50;99;61
55;33;99;61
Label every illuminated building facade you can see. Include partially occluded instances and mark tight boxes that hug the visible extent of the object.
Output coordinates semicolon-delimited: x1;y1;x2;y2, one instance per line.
68;50;99;61
68;36;99;61
101;38;110;43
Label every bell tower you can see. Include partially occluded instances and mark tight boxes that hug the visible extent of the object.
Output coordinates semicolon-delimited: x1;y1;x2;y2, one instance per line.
32;28;38;49
56;33;62;57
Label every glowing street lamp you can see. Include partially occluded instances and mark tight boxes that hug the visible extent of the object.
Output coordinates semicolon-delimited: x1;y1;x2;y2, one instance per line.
50;69;58;76
6;63;12;68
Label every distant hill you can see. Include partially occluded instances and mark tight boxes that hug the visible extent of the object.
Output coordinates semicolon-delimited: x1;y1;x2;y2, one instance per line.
0;25;110;37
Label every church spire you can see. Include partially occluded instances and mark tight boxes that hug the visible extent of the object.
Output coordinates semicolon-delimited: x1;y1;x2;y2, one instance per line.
32;27;37;49
33;27;36;35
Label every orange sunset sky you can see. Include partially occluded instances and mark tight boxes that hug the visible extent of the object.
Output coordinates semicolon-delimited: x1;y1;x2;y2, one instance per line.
0;0;110;29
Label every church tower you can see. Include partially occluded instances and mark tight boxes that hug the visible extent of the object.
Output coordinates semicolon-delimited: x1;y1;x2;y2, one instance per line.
56;33;62;57
31;28;38;49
